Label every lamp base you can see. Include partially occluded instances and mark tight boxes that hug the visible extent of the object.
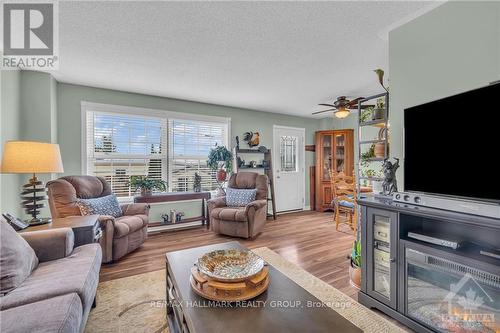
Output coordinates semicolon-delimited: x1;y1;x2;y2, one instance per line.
27;218;52;226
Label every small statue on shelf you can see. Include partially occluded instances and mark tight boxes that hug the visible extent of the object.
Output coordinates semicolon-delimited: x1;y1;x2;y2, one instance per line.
193;172;202;192
382;158;400;196
235;136;240;150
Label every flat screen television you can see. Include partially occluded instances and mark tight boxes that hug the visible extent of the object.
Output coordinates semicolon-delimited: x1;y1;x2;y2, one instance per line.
404;83;500;203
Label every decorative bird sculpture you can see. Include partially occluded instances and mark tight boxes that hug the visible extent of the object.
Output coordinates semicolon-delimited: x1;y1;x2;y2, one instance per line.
374;69;389;92
243;132;260;147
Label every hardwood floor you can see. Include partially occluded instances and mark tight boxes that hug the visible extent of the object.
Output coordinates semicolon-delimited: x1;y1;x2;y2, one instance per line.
101;210;358;298
100;210;412;331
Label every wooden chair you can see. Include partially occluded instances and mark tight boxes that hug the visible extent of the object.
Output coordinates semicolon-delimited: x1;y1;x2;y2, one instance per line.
330;171;358;234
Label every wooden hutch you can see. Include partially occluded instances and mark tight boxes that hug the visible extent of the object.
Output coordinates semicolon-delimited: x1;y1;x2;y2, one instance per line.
314;129;354;211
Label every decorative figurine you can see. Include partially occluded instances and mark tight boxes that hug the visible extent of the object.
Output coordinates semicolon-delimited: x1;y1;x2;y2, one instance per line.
193;172;202;192
243;131;260;147
161;213;170;224
382;158;400;195
176;212;184;222
237;156;244;167
235;136;240;150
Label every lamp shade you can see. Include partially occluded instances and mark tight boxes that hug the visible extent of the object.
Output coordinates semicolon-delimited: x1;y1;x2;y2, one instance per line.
1;141;64;174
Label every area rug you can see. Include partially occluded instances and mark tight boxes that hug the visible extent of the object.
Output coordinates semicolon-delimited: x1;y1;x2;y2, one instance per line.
86;247;405;333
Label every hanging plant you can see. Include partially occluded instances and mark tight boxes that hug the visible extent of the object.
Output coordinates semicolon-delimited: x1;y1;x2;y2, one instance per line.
207;146;233;181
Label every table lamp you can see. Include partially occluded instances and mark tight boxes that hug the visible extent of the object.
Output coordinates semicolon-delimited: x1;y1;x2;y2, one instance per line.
1;141;64;225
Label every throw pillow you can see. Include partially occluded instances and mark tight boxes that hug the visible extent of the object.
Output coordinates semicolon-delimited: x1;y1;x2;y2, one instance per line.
226;188;257;207
0;219;39;295
77;194;122;218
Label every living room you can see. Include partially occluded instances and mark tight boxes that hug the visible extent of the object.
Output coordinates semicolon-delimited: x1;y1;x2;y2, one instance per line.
1;1;499;333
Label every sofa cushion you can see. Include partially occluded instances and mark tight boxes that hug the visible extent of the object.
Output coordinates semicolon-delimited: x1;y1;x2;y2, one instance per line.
0;293;83;333
77;194;122;218
114;215;148;238
0;220;39;295
0;244;101;311
226;188;257;207
211;207;247;222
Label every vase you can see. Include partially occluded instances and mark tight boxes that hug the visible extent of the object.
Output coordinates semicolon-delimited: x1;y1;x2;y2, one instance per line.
216;169;227;182
141;188;152;196
372;108;386;120
374;142;385;158
372;180;383;194
349;263;361;289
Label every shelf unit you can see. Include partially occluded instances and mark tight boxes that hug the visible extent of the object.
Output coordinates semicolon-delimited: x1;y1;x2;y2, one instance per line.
234;148;276;220
357;92;389;197
314;129;354;211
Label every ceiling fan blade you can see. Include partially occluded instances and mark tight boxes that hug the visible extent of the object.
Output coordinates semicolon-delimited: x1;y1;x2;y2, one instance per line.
312;109;335;115
318;103;336;107
347;97;364;106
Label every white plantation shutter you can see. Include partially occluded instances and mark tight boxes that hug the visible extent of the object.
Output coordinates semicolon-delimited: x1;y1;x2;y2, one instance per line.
169;119;228;192
84;105;229;197
85;111;167;197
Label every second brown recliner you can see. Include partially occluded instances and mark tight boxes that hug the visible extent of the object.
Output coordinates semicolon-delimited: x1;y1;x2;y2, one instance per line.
208;172;268;239
46;176;149;263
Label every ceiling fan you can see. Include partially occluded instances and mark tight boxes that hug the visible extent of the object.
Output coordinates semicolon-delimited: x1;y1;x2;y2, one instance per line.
312;96;368;119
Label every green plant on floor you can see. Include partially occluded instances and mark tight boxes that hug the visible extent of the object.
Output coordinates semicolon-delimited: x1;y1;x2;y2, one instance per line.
128;176;167;194
207;145;233;173
350;240;362;268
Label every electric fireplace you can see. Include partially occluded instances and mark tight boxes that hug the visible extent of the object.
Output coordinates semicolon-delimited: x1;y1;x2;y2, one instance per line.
404;245;500;333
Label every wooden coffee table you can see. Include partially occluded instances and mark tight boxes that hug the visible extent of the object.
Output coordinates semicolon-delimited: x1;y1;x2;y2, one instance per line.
165;242;361;333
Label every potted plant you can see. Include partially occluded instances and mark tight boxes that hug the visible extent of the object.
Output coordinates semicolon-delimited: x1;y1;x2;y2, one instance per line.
372;97;386;120
349;240;362;289
128;176;167;196
207;146;233;182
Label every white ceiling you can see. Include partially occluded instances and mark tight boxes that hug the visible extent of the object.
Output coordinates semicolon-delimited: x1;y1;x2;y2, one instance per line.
50;1;439;118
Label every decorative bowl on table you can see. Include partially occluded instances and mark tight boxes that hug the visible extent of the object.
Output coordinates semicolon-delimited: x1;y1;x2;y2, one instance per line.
196;249;265;282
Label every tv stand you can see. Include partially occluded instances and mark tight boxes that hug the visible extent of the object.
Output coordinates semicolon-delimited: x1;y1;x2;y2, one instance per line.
358;196;500;333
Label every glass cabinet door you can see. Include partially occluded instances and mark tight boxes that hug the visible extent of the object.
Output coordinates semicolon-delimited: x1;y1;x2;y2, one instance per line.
334;133;345;173
366;208;398;309
322;134;332;181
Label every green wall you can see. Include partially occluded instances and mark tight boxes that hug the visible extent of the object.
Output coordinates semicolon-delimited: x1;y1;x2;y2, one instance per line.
389;1;500;187
1;70;22;215
57;82;322;208
0;70;58;217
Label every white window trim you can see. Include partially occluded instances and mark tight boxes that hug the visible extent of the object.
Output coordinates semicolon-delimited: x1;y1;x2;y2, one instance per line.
81;101;231;201
81;101;231;175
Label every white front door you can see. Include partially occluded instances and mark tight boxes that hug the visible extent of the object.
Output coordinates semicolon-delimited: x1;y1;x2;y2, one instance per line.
273;126;305;212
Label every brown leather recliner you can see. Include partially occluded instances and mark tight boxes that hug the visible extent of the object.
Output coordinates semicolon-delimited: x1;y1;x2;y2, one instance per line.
208;172;268;239
46;176;149;263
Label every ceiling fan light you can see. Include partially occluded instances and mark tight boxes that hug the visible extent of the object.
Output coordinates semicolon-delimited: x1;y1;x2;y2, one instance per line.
334;107;350;119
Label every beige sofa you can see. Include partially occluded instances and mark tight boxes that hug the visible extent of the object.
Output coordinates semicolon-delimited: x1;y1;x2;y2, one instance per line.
208;172;268;238
46;175;149;263
0;219;101;333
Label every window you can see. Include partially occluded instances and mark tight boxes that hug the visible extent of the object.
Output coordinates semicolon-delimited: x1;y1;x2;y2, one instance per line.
280;135;297;172
170;119;228;192
85;111;167;197
83;103;230;198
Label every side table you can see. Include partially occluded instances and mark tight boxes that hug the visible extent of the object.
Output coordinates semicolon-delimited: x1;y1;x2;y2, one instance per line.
20;215;102;247
134;192;211;230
